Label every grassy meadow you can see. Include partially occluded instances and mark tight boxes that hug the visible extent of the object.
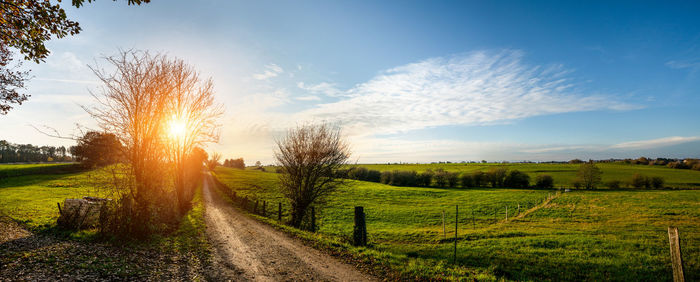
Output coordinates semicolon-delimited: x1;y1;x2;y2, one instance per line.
349;162;700;189
213;166;700;281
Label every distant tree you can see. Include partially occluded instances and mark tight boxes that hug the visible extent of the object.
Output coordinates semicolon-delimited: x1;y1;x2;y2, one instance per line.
70;131;122;168
577;163;602;189
228;158;244;169
504;170;530;188
631;173;649;189
569;159;584;164
460;173;473;188
434;168;448;187
206;152;221;170
606;180;622;189
255;160;262;167
274;124;350;229
417;169;434;187
535;174;554;189
380;171;392;184
446;171;459;188
651;176;664;189
472;171;487;187
487;167;508;188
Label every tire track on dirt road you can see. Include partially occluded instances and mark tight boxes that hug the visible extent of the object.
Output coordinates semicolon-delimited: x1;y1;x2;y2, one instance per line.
202;172;375;281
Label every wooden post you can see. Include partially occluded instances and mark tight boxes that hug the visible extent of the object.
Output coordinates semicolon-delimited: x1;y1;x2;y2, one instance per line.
668;226;685;282
254;200;258;214
232;191;236;200
518;204;520;216
442;210;446;239
453;205;458;264
353;206;367;246
311;206;316;232
262;201;267;217
505;206;508;221
472;210;475;229
278;202;282;221
57;202;63;216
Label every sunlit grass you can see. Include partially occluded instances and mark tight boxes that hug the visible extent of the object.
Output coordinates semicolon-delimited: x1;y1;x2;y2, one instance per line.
214;167;700;280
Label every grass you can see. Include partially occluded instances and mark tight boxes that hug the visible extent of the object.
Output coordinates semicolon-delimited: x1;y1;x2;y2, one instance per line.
214;166;700;281
348;162;700;189
0;164;210;278
0;163;82;179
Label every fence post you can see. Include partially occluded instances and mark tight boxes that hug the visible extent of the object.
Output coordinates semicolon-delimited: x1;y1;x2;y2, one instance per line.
278;202;282;221
453;205;458;264
668;226;685;282
472;210;475;229
506;206;508;221
254;200;258;214
442;210;446;239
262;201;266;217
232;191;237;200
518;204;520;216
311;206;316;232
353;206;367;246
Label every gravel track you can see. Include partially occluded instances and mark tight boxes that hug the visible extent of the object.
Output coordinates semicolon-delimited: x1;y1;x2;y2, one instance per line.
203;172;374;282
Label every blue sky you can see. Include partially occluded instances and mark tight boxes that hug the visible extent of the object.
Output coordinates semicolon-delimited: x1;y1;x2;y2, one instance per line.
2;0;700;163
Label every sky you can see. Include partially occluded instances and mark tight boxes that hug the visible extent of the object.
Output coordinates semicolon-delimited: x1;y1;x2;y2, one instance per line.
1;0;700;164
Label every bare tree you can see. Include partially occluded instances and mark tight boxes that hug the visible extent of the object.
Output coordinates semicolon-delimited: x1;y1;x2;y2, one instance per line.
274;124;350;228
85;50;221;235
206;152;221;171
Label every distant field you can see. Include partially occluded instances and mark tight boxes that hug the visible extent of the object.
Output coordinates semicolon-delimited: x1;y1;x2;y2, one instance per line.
348;162;700;189
0;163;81;179
214;167;700;280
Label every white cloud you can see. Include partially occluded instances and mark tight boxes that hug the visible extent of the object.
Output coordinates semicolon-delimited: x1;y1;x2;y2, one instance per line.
666;60;700;70
252;63;284;80
295;95;321;101
297;82;343;97
610;136;700;150
294;50;637;136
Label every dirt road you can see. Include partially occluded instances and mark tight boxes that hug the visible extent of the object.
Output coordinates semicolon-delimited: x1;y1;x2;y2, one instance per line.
202;173;375;281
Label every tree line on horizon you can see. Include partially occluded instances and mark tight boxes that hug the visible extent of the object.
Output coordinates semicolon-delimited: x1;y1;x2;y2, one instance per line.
0;140;72;163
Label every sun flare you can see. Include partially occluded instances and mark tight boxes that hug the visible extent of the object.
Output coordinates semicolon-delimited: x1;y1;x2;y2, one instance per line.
167;116;187;139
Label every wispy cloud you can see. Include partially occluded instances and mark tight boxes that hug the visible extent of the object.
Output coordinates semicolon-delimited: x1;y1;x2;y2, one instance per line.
294;50;638;136
295;95;321;101
252;63;284;80
610;136;700;150
297;82;343;97
666;60;700;70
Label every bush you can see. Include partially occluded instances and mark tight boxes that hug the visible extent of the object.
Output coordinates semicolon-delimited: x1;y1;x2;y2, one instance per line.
417;170;434;187
487;167;508;188
460;174;473;188
446;172;459;188
380;171;392;184
504;170;530;188
434;169;448;187
348;167;368;180
366;169;382;183
651;176;665;189
572;180;583;189
606;180;622;189
391;170;418;186
535;175;554;189
472;171;487;187
631;173;650;188
693;164;700;171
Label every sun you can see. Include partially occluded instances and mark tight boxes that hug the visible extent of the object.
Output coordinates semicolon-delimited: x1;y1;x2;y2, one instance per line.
167;116;187;139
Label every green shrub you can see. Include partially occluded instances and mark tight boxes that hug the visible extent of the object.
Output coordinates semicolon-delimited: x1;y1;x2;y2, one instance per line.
366;169;382;183
460;173;473;188
380;171;392;184
487;167;508;188
417;170;434;187
446;172;459;188
504;170;530;188
390;170;418;187
606;180;622;189
434;169;448;187
472;171;487;187
535;174;554;189
631;173;650;188
651;176;665;189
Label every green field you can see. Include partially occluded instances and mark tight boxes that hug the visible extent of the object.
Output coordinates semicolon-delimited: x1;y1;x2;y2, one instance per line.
346;162;700;189
214;166;700;281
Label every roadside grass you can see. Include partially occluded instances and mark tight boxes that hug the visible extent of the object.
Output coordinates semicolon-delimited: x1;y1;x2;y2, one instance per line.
214;166;700;281
349;162;700;189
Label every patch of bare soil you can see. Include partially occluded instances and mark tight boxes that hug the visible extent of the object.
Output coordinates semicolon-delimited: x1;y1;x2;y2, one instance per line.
0;216;206;281
203;173;375;281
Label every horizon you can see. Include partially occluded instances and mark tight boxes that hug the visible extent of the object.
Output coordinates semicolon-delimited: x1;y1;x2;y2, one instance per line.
2;0;700;164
